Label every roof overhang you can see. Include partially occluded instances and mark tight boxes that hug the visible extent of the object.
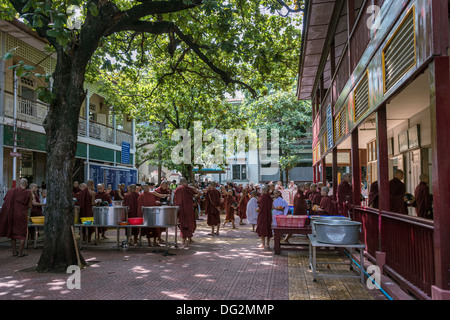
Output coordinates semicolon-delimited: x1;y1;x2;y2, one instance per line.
0;19;56;59
297;0;336;101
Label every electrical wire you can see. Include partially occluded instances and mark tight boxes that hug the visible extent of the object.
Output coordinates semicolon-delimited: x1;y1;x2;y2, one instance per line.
344;250;394;300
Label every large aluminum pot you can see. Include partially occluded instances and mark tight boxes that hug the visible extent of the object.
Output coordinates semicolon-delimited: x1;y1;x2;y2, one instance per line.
142;206;179;227
93;206;128;226
73;206;80;224
310;216;351;236
315;220;361;245
113;200;124;206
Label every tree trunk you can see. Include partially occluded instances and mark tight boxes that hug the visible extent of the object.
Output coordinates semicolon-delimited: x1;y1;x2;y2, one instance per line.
36;53;87;273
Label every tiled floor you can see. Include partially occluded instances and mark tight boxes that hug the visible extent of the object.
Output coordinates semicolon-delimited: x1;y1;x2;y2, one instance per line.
0;216;386;300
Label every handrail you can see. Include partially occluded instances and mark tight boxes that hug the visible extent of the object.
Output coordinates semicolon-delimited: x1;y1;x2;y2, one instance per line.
380;210;434;229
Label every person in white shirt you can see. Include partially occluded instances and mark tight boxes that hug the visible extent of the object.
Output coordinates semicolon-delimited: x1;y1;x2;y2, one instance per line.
272;190;289;226
246;191;259;232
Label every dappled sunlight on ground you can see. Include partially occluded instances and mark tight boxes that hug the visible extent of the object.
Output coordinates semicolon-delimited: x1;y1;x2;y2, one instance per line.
0;216;381;300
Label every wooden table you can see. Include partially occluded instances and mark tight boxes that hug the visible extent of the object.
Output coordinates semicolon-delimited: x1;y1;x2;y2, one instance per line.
272;226;312;255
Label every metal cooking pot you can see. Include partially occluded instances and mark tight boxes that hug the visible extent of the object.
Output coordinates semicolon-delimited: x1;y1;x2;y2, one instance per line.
314;220;361;245
310;216;351;236
113;200;124;206
73;206;80;224
142;206;179;227
93;206;128;226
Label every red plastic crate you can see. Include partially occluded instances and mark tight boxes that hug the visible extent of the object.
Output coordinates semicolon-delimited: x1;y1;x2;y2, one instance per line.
275;215;307;228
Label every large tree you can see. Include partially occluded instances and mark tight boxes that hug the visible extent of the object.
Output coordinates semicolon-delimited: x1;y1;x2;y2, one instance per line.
243;85;312;184
1;0;303;272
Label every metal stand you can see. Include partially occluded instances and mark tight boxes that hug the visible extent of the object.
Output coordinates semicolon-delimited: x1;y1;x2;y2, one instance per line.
308;234;366;284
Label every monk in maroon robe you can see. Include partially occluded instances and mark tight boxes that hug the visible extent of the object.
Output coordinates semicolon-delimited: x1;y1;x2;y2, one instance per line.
389;170;408;215
238;188;248;225
78;180;96;242
414;174;432;219
123;184;140;244
95;184;113;239
316;187;338;215
256;186;273;249
337;174;353;214
30;184;44;217
154;181;172;243
0;178;32;257
173;178;200;247
368;181;379;209
114;184;125;201
309;183;322;206
73;181;81;196
29;183;45;240
205;182;222;236
304;182;312;200
293;183;308;216
223;190;238;229
138;184;167;246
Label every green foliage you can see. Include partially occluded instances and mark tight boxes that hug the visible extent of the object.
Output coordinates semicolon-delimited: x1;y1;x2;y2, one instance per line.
242;85;312;171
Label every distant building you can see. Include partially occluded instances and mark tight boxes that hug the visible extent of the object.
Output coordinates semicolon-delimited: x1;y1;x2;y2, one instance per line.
0;19;137;200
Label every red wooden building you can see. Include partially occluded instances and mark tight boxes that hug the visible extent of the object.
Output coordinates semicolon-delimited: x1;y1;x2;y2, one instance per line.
297;0;450;299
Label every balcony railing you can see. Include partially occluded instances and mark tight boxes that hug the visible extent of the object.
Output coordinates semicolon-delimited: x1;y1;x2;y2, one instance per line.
4;91;132;147
352;205;435;300
381;211;434;300
352;206;380;262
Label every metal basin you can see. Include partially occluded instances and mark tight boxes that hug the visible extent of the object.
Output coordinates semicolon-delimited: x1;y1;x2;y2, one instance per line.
73;206;80;224
310;216;351;236
93;206;127;226
142;206;179;227
314;220;361;245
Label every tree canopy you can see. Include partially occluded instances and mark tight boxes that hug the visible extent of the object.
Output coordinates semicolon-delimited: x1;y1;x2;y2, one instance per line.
0;0;306;272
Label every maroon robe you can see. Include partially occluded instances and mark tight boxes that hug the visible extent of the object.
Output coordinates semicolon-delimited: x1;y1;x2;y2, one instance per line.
256;193;273;238
73;186;81;196
153;186;171;234
0;188;31;240
319;196;338;215
205;188;221;226
174;185;197;238
389;178;408;215
310;191;322;207
304;190;312;200
368;181;379;209
414;182;432;219
225;194;237;221
238;193;248;220
95;191;112;204
138;191;161;238
293;191;307;216
78;188;94;218
31;192;43;217
337;181;353;209
154;186;171;202
124;191;140;236
114;189;124;201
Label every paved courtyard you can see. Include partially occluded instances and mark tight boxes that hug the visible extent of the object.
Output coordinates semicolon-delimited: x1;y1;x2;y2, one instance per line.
0;216;386;301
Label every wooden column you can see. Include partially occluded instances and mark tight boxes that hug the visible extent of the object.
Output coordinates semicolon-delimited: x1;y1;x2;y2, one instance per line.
376;104;389;254
322;157;327;186
313;164;317;183
351;129;360;206
332;147;338;200
430;57;450;299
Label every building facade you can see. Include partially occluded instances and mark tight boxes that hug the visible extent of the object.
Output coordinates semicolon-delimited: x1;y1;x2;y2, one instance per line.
0;19;137;202
297;0;450;299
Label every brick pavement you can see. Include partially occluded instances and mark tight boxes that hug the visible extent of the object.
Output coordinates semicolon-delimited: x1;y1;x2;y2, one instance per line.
0;215;386;300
